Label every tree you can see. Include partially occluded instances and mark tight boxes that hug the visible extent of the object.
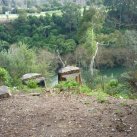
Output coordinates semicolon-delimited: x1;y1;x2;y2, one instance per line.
0;40;9;51
104;0;137;29
61;3;81;33
77;7;106;74
86;0;104;6
0;43;36;79
48;0;62;10
78;7;106;42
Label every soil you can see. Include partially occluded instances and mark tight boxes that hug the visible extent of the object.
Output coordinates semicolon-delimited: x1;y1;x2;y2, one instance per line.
0;92;137;137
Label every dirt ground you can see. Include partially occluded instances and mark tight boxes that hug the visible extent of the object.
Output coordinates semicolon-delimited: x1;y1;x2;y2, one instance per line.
0;92;137;137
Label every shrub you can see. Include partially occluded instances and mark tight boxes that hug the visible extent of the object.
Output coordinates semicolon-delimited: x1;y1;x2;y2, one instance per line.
105;80;134;99
121;71;137;90
27;80;38;89
0;43;55;86
0;43;36;79
55;79;93;95
80;85;91;93
108;79;119;87
55;80;80;92
0;67;10;86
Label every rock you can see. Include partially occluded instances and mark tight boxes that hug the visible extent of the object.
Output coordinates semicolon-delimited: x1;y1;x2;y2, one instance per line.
30;93;41;96
111;128;115;132
46;88;56;93
0;86;12;99
21;73;42;80
21;73;46;87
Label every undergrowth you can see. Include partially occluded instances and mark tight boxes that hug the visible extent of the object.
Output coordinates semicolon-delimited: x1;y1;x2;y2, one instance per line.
55;78;137;100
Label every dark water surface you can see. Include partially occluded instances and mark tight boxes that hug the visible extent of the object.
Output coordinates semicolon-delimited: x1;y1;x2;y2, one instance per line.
100;67;127;78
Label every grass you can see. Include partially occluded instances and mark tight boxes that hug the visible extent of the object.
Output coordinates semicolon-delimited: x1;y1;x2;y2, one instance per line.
10;85;45;94
87;89;109;103
0;10;62;21
0;6;88;21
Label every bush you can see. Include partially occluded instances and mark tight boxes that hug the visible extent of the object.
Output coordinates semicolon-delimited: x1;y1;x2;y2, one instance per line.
108;79;119;87
105;80;134;99
27;80;38;89
55;79;92;94
0;67;10;86
0;43;55;86
80;85;91;93
0;43;37;79
55;80;80;92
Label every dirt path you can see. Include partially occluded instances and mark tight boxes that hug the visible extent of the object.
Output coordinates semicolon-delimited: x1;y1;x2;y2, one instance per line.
0;93;137;137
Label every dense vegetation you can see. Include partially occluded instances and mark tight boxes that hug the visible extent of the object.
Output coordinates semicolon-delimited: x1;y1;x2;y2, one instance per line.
0;0;137;99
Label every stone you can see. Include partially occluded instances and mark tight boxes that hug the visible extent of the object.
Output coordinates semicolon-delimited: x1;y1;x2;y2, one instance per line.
30;93;41;96
0;86;12;99
21;73;46;87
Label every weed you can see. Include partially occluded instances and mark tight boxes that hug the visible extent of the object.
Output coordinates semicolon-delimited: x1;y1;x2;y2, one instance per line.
87;89;109;103
27;80;38;89
80;85;91;94
0;67;11;86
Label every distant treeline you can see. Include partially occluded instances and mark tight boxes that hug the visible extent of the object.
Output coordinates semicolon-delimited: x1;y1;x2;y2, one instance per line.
0;0;87;14
0;0;137;69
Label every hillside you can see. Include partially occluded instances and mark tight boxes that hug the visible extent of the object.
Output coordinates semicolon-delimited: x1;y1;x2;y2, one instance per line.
0;0;86;8
0;1;137;136
0;92;137;137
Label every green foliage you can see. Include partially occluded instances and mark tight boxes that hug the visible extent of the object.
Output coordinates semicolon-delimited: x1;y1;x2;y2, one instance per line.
0;43;54;86
55;77;109;102
96;47;132;68
120;70;137;95
61;3;81;33
104;0;137;29
87;89;109;103
124;30;137;50
97;31;126;48
27;80;38;89
0;67;10;86
105;78;134;99
56;79;93;95
56;80;79;90
42;0;62;11
0;2;137;98
84;28;96;55
17;10;27;22
1;43;36;78
108;79;118;87
0;10;78;55
86;0;104;6
77;6;106;70
0;40;10;51
83;70;136;99
80;85;91;93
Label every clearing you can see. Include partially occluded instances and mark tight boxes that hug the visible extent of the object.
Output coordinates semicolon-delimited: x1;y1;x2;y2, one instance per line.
0;10;61;23
0;92;137;137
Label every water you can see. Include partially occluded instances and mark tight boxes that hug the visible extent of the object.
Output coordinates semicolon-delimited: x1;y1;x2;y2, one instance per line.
50;75;58;87
100;67;127;78
81;66;127;89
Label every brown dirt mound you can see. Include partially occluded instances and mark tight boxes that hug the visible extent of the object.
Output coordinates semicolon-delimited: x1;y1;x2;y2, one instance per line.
0;93;137;137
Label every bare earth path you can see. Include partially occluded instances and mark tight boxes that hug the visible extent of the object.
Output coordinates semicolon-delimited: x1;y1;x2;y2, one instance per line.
0;93;137;137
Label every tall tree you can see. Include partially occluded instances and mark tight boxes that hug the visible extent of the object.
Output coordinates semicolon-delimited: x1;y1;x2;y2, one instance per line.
104;0;137;29
61;2;81;33
77;7;106;72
